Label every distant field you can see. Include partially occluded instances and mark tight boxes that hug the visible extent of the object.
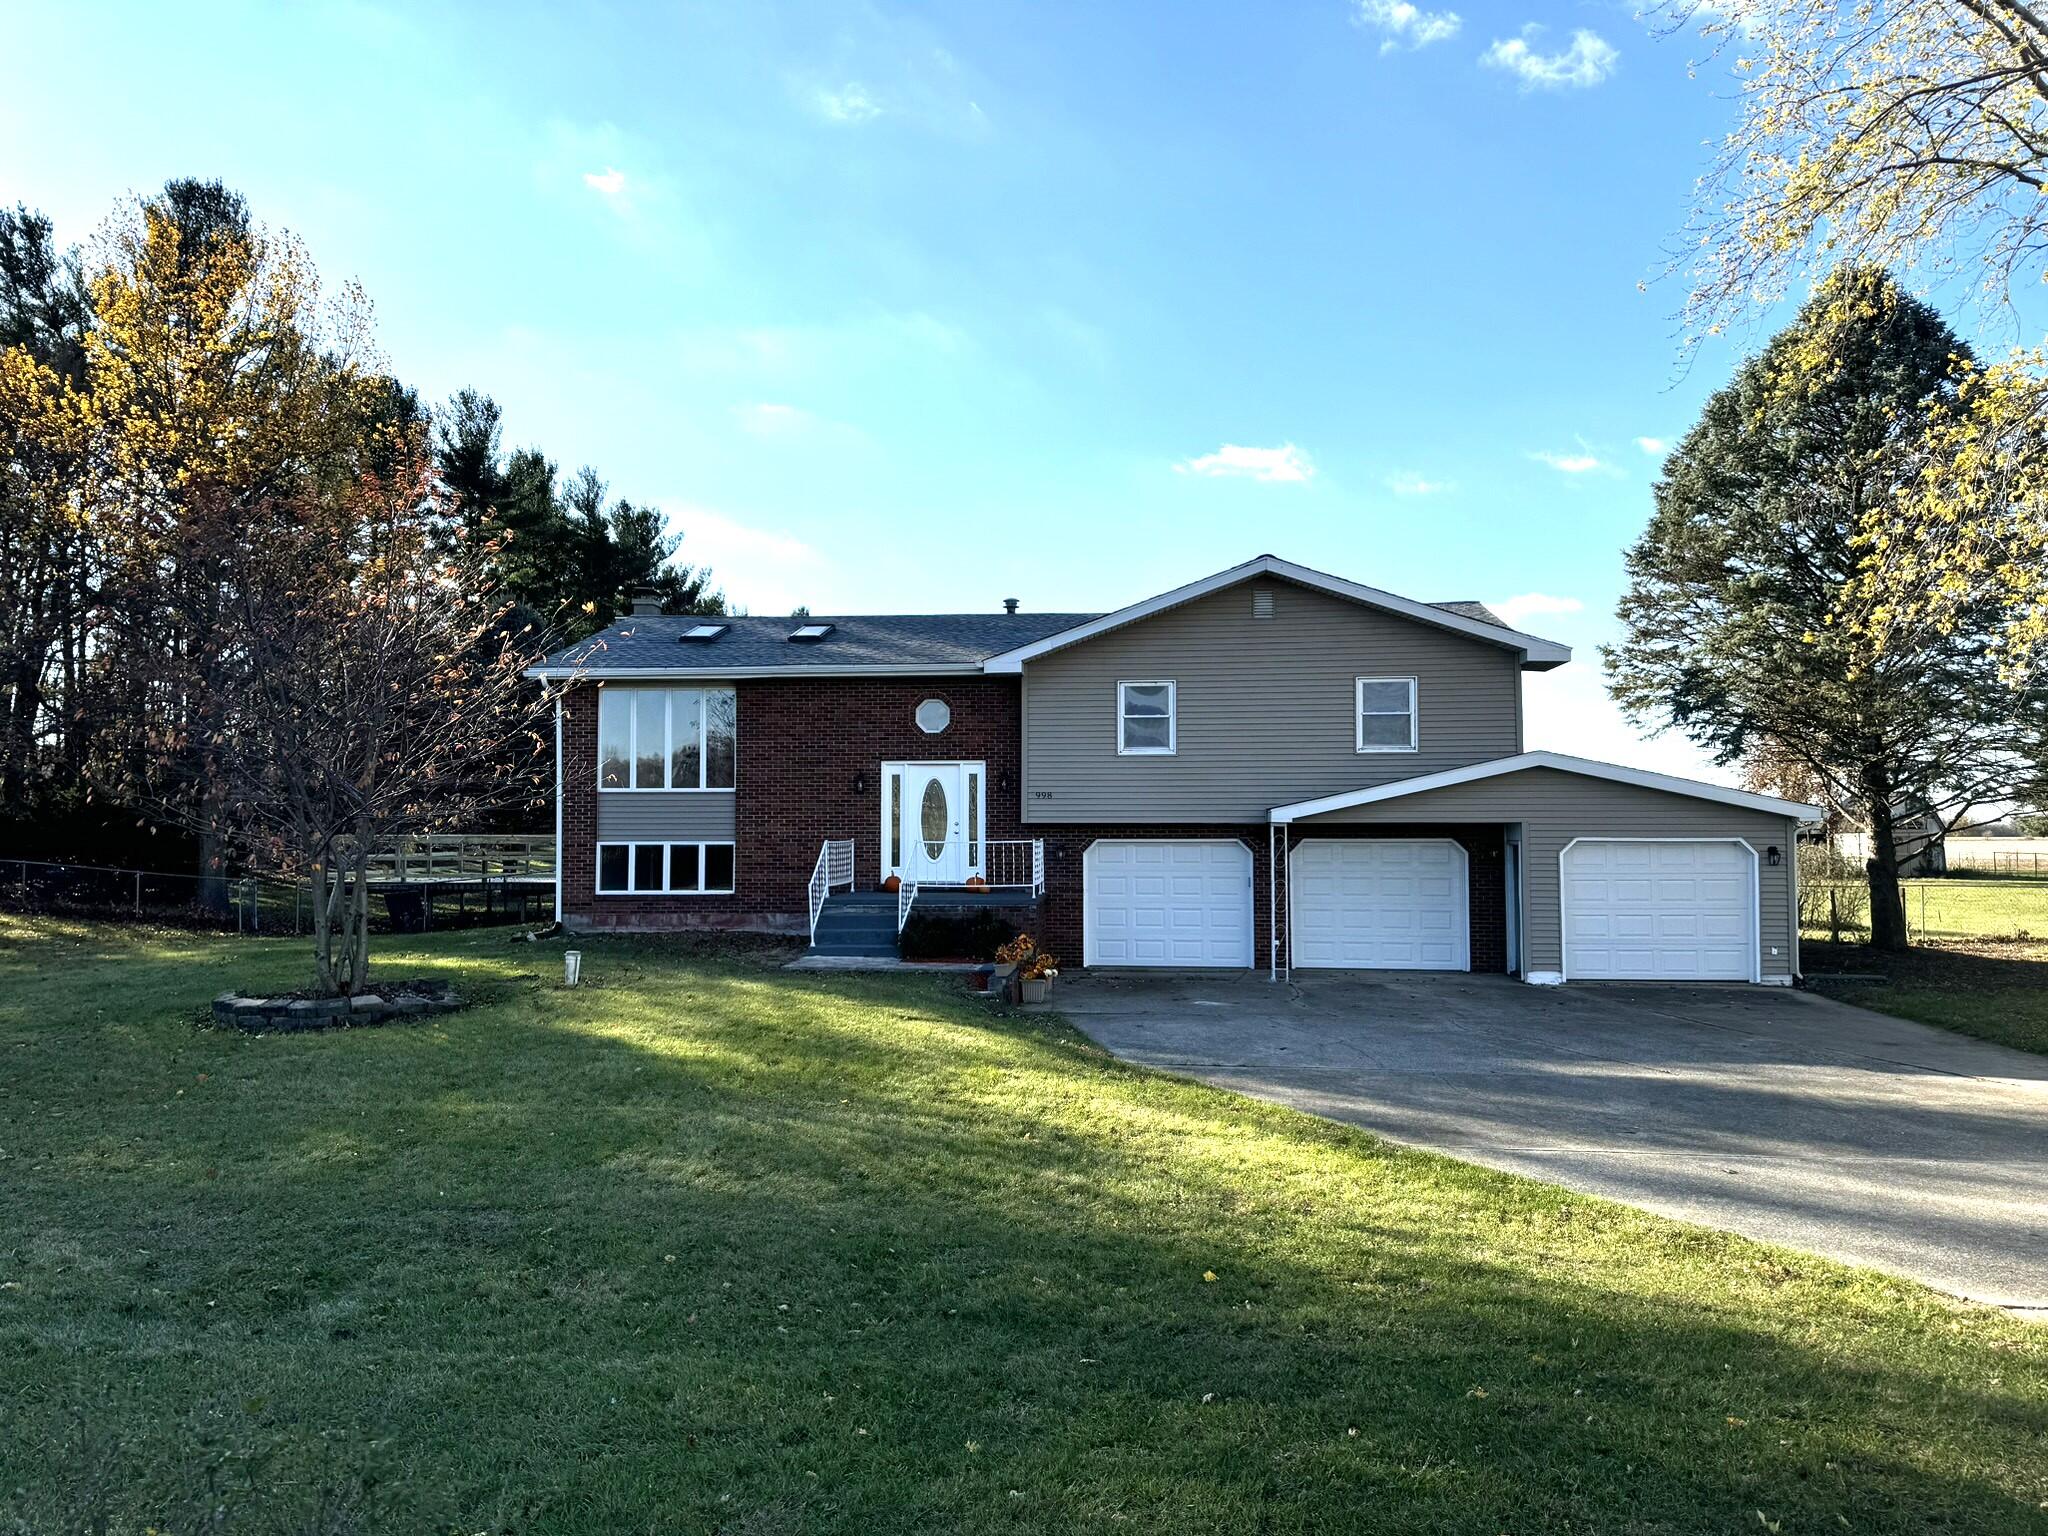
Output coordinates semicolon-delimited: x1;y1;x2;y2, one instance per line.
1945;838;2048;875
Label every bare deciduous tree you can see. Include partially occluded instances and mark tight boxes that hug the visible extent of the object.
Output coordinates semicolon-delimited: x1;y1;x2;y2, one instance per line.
156;436;568;996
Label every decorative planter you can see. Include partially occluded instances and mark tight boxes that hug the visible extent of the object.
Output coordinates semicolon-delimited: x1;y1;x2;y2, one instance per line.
991;960;1019;982
1020;976;1052;1004
211;979;464;1033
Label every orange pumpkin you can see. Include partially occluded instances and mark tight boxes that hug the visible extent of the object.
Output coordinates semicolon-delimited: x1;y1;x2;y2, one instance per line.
882;875;902;892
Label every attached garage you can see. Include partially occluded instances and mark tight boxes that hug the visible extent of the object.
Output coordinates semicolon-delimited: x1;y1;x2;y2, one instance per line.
1268;752;1820;986
1084;839;1253;967
1291;838;1469;970
1561;839;1756;982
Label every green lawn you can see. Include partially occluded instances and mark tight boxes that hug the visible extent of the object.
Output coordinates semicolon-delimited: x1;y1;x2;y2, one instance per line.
1805;877;2048;942
3;918;2044;1534
1803;938;2048;1056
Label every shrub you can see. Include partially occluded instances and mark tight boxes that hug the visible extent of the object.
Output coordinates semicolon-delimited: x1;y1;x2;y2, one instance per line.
898;907;1023;962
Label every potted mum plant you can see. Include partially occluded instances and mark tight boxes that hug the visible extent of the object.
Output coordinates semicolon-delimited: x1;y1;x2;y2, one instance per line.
993;933;1034;986
1019;948;1060;1004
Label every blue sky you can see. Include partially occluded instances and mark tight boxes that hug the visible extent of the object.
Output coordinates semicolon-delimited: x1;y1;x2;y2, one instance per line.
5;1;1818;779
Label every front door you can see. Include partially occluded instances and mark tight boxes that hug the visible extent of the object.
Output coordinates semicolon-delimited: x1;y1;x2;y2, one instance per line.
885;762;983;885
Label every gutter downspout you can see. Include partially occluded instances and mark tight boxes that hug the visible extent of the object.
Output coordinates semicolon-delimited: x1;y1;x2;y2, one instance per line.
553;693;564;924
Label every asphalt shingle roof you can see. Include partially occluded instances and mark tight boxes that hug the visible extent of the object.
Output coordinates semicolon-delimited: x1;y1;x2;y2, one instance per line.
540;597;1524;676
1429;600;1508;628
541;611;1103;673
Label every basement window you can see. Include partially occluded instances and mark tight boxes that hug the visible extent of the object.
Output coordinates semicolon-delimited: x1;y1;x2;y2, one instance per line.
596;841;737;895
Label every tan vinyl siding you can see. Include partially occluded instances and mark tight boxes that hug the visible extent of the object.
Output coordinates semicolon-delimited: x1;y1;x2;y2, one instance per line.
1022;579;1523;823
1301;768;1801;979
596;792;737;841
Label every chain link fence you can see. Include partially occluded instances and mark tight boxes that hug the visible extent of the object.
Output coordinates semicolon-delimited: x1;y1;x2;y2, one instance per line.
0;857;554;934
1800;846;2048;943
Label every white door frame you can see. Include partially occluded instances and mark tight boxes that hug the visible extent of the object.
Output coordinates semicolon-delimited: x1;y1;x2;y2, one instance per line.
1082;838;1255;968
1288;836;1470;971
1558;837;1760;984
881;761;985;885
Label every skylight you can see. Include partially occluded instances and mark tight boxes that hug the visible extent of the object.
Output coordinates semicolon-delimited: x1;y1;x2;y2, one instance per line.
788;623;834;641
680;623;727;642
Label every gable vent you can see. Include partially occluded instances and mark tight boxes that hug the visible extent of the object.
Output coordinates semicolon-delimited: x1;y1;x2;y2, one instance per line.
1251;586;1275;620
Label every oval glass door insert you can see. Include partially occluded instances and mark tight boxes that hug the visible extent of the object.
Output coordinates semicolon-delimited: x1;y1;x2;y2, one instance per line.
920;777;949;860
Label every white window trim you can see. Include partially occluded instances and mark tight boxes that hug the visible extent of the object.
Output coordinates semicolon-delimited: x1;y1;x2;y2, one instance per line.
1355;676;1418;754
597;684;738;793
1117;679;1177;756
594;840;738;896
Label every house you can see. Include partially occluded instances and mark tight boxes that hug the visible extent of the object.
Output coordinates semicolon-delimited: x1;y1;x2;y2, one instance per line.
1832;811;1948;876
528;555;1822;984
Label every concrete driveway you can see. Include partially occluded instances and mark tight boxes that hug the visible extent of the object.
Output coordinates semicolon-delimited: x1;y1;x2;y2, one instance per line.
1056;971;2048;1312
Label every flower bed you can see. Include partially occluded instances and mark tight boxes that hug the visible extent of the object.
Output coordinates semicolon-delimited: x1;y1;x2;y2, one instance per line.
211;979;464;1032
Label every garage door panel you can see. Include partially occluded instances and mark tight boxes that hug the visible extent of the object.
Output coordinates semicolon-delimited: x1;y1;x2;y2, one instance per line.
1086;841;1252;968
1563;840;1755;981
1292;839;1470;971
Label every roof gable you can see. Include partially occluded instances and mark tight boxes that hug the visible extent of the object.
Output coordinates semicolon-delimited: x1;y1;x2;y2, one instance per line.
1267;751;1824;823
979;556;1571;673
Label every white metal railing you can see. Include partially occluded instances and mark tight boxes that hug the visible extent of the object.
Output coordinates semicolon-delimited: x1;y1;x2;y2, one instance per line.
982;839;1046;892
897;880;918;933
807;837;856;943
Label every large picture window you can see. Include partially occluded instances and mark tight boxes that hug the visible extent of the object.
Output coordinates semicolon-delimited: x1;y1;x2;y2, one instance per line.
1355;676;1418;752
598;687;736;790
595;841;737;895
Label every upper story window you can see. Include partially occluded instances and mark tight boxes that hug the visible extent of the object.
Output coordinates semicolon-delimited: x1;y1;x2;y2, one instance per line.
1118;680;1176;755
1356;677;1418;753
598;686;737;790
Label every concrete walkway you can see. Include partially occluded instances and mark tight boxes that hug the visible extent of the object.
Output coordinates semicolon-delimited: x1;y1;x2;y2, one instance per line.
1056;971;2048;1313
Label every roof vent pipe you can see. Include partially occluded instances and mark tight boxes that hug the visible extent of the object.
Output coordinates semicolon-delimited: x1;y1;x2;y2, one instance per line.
1003;597;1020;614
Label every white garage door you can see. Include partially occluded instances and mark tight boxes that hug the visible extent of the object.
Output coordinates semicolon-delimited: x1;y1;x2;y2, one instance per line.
1291;838;1469;970
1562;840;1755;981
1084;840;1253;967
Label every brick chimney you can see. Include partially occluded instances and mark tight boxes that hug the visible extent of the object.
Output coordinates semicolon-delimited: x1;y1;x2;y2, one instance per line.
628;587;663;616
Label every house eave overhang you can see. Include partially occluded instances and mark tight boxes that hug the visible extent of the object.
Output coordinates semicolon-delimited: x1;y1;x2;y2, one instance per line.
978;554;1573;674
1267;750;1826;825
522;662;989;683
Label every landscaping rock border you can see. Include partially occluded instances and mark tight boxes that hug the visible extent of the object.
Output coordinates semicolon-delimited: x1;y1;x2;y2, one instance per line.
211;979;464;1033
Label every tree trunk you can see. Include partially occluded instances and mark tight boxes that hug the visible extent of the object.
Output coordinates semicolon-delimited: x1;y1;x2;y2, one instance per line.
195;824;230;917
1862;792;1910;953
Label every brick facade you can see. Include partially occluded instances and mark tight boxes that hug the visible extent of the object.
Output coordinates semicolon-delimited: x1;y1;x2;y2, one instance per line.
561;678;1508;973
563;676;1025;934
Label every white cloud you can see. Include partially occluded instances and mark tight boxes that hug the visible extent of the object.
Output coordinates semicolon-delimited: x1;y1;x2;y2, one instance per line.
1635;435;1668;456
1488;592;1584;628
815;83;884;124
582;166;627;199
1521;665;1731;783
1481;27;1618;89
1175;443;1314;483
732;402;812;436
1355;0;1461;51
1386;472;1454;496
662;504;828;616
1532;449;1609;475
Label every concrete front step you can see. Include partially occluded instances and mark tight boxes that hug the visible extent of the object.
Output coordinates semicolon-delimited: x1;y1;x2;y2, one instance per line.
811;891;904;957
